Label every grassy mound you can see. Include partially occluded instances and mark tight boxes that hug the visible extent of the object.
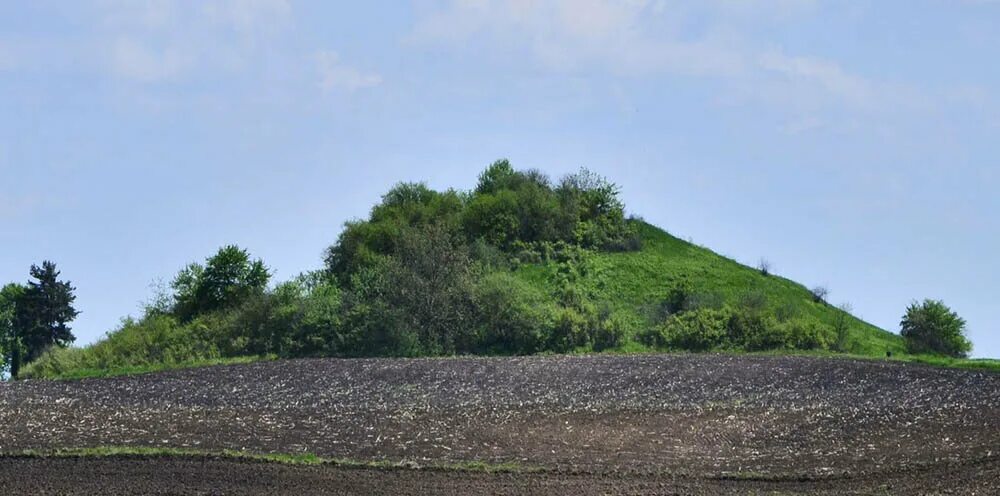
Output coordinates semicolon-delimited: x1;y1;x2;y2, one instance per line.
20;161;914;380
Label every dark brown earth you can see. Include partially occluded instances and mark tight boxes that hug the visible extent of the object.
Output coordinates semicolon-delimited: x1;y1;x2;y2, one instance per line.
2;454;999;495
1;354;999;494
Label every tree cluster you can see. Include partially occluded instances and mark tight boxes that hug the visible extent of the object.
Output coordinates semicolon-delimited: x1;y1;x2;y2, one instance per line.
1;262;79;378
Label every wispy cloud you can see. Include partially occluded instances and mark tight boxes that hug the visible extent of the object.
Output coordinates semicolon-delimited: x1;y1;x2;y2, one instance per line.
410;0;922;117
200;0;292;35
757;51;875;107
0;194;47;221
98;0;293;83
110;37;191;83
1;0;382;107
315;51;382;93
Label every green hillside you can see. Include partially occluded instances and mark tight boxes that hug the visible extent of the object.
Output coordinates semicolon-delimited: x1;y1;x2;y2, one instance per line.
516;222;903;356
21;160;908;380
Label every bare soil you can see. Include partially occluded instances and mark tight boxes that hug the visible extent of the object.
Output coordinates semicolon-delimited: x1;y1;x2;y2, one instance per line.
1;354;998;494
2;454;999;495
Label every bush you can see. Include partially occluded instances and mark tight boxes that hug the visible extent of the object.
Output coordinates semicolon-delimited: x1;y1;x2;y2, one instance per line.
593;310;638;351
662;282;692;315
776;319;832;351
237;275;344;358
549;307;594;353
338;256;417;357
19;346;85;379
901;299;971;358
462;190;522;247
736;289;769;314
20;314;225;378
647;308;730;351
832;303;853;352
727;312;787;351
474;273;554;354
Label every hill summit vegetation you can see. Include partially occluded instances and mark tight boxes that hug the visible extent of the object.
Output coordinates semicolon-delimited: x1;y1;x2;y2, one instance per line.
7;160;977;379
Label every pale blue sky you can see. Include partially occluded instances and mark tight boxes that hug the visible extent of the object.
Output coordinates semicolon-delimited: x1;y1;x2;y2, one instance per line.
1;1;997;356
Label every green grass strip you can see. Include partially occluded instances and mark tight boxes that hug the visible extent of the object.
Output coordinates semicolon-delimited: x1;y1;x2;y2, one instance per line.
23;350;1000;382
7;446;537;474
26;355;274;381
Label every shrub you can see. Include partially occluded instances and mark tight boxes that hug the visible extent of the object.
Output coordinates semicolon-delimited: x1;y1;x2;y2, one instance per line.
900;299;971;358
736;289;769;314
649;308;731;351
648;285;725;328
235;275;344;359
549;307;594;353
19;346;85;379
592;310;639;351
774;302;800;322
469;238;510;271
777;319;832;351
20;313;225;378
727;312;785;351
474;272;554;354
462;190;521;247
662;282;692;315
832;303;853;352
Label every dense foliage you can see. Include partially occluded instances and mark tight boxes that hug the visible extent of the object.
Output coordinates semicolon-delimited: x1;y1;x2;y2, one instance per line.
901;300;972;358
1;262;79;378
18;161;953;379
326;161;639;281
171;245;270;322
0;283;25;376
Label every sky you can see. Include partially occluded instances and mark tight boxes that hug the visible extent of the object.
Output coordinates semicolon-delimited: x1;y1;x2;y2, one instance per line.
1;1;997;357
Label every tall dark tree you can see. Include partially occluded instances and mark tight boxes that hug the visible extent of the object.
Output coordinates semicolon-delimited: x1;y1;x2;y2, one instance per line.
0;283;26;378
12;262;79;376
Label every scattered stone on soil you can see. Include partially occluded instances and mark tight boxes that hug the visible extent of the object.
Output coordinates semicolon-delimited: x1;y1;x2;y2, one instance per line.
1;354;998;494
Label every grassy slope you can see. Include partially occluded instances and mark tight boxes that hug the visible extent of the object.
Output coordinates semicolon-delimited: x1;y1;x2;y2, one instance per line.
21;222;947;382
517;222;905;356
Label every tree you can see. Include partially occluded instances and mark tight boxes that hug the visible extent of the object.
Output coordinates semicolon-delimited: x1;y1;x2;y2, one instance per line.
811;286;829;304
900;299;971;358
386;223;478;355
172;246;270;321
757;258;772;277
475;159;518;194
13;262;79;376
0;283;26;378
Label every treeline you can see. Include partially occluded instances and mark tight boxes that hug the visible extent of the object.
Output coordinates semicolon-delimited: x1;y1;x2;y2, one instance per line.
7;161;974;379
